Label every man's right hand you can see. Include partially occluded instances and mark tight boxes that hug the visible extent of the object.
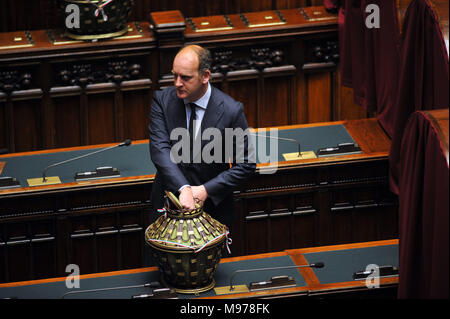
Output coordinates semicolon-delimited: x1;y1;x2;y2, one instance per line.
179;186;196;211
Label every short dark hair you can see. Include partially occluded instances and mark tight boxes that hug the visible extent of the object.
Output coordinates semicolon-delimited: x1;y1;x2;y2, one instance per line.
178;44;212;75
197;47;212;75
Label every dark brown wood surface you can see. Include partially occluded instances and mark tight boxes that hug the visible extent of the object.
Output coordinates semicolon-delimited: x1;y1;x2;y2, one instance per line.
0;239;398;299
232;119;396;255
0;119;397;283
0;118;389;197
0;0;326;33
0;7;368;154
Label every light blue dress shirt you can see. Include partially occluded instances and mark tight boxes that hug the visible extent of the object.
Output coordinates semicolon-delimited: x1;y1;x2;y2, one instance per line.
179;82;211;192
184;82;211;138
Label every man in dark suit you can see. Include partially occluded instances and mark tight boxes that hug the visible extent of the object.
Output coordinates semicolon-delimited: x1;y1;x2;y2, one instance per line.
148;44;256;229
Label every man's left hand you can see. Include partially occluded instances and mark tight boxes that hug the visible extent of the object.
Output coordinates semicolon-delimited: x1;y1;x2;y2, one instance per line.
191;185;208;204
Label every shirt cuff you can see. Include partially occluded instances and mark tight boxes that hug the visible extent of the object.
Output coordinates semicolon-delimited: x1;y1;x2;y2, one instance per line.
178;184;191;192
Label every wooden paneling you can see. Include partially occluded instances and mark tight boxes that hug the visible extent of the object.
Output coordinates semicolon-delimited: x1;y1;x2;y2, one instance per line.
0;183;152;282
53;96;82;148
306;72;332;123
0;239;400;300
0;0;327;33
244;196;269;254
292;193;317;248
261;75;293;127
0;101;6;152
0;119;397;282
338;86;370;120
1;219;57;282
0;0;58;32
11;99;43;152
122;89;151;141
235;159;398;253
0;21;155;152
268;194;291;252
0;8;357;153
226;79;258;129
230;119;396;255
87;93;116;145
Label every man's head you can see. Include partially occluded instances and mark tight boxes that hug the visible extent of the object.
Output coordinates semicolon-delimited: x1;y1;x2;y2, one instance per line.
172;45;211;101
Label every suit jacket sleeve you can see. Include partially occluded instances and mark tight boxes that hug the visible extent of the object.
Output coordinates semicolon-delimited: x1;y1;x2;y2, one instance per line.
149;91;190;193
203;103;256;206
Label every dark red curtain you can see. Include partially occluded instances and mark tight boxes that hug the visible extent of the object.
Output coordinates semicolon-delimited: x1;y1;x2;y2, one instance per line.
397;110;449;299
329;0;449;192
328;0;401;126
388;0;449;194
325;0;449;299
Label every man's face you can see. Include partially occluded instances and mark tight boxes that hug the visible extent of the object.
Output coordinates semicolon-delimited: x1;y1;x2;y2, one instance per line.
172;50;210;102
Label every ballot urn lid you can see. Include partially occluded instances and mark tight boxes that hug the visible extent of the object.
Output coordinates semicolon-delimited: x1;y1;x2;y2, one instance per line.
57;0;134;40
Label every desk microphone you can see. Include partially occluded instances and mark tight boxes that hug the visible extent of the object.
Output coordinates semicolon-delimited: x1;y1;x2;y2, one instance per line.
42;139;132;182
251;132;302;157
61;281;159;299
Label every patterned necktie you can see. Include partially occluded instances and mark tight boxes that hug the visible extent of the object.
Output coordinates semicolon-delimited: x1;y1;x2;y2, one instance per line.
188;103;197;160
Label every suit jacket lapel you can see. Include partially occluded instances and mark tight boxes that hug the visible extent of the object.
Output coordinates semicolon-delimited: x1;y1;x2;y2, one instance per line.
200;86;224;137
169;91;187;131
192;86;224;161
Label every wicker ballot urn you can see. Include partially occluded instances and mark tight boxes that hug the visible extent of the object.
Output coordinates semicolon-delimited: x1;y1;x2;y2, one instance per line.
145;192;228;294
58;0;134;40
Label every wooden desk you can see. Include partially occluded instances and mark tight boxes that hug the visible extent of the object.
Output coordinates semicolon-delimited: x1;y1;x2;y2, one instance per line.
1;7;344;154
0;119;397;283
233;118;397;255
0;239;398;300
